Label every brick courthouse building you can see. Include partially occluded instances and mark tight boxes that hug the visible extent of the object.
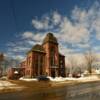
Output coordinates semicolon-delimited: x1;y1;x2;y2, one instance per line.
21;33;66;78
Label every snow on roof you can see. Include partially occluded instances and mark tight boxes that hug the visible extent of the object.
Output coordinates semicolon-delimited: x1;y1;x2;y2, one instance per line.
14;71;19;74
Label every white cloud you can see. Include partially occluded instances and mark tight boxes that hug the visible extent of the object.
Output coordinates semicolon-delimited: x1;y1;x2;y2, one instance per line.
22;32;34;39
71;6;87;23
93;46;100;52
27;40;35;45
58;17;90;43
76;43;90;48
8;47;29;52
6;32;46;60
93;18;100;39
52;11;61;25
12;55;25;60
59;44;79;66
32;10;90;44
31;1;100;44
6;52;25;60
7;1;100;61
32;17;50;30
22;31;46;43
32;11;62;30
71;2;100;40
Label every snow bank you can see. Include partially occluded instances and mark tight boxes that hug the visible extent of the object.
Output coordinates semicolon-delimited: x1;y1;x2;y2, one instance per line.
48;75;100;82
0;81;16;87
74;75;100;82
19;77;66;82
95;70;100;74
47;77;67;82
0;80;25;91
19;75;100;82
0;81;20;90
19;77;37;82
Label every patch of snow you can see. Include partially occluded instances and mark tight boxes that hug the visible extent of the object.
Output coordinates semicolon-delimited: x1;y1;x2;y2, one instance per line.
68;74;73;77
47;77;67;82
14;71;19;74
0;81;16;87
19;75;100;82
95;70;100;74
83;70;89;74
19;77;37;81
65;75;100;82
0;80;25;91
47;75;100;82
0;81;18;90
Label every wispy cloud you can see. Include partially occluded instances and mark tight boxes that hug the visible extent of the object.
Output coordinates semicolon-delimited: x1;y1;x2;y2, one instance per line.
31;1;100;44
32;16;51;30
6;1;100;61
22;32;46;43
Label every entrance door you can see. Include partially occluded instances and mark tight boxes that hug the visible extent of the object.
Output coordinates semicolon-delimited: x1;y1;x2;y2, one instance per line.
51;69;55;78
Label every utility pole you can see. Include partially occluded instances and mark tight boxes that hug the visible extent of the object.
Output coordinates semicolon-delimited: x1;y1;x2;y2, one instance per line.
0;53;4;77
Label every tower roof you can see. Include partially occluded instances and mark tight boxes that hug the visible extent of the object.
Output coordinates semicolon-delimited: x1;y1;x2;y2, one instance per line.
27;44;45;54
43;33;58;44
32;44;44;51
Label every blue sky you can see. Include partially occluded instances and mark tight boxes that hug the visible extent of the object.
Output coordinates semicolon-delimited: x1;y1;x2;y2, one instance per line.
0;0;100;59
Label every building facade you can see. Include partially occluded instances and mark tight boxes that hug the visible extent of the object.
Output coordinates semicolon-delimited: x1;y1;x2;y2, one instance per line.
21;33;66;78
7;67;24;79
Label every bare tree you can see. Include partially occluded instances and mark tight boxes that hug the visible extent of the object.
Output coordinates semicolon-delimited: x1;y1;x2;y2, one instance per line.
84;49;96;74
68;55;78;76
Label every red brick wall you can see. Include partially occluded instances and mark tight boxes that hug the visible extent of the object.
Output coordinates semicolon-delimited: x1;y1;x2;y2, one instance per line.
20;35;66;78
43;42;59;76
25;51;46;78
7;67;24;79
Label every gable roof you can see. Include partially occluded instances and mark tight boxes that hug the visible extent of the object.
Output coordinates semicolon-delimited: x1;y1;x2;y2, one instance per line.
27;44;45;54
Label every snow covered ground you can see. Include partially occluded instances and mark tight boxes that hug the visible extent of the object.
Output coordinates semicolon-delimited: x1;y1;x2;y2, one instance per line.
65;75;99;81
0;80;24;91
0;76;98;91
0;81;16;87
19;75;100;82
48;77;67;82
48;75;100;82
19;77;37;81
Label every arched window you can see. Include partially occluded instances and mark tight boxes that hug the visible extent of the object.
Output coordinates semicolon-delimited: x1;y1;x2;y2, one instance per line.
35;55;43;75
50;48;55;66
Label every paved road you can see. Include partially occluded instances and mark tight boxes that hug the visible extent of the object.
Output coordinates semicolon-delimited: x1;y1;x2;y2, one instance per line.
0;81;100;100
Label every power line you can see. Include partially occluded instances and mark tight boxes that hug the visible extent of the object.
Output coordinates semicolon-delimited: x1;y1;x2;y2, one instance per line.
10;0;19;33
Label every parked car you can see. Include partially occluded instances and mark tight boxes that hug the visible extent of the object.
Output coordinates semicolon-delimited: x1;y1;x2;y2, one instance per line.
37;75;50;81
72;73;81;78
